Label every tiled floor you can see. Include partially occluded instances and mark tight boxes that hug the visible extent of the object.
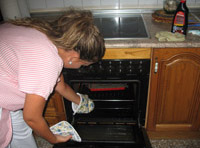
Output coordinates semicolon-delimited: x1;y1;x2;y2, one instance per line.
151;139;200;148
34;135;52;148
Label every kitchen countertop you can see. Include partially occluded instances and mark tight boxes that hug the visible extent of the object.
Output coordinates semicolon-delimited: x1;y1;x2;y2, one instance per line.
31;11;200;49
105;13;200;49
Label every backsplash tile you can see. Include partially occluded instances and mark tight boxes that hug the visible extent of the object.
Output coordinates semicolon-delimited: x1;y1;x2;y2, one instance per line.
139;0;158;7
120;0;139;9
27;0;200;12
196;1;200;5
100;0;119;9
157;0;164;6
28;0;46;10
187;0;198;7
83;0;101;9
46;0;64;9
64;0;82;8
187;0;196;3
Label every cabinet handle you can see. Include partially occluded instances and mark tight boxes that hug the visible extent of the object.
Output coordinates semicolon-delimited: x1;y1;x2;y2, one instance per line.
154;57;158;73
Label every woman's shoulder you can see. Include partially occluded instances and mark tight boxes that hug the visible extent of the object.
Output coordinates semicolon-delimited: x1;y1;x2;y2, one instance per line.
1;23;55;51
0;23;44;44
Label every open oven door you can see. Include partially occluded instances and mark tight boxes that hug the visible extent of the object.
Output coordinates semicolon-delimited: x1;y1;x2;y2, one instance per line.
54;80;152;148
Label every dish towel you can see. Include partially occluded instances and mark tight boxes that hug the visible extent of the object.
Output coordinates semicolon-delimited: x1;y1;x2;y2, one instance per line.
155;31;185;41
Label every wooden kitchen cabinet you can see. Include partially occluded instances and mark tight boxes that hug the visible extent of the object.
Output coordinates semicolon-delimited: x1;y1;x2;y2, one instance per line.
146;48;200;132
43;91;66;126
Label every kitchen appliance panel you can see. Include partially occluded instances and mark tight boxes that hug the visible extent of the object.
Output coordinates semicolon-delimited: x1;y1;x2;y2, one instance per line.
54;59;151;148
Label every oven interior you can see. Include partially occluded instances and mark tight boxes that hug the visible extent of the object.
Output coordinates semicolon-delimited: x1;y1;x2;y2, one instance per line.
54;59;151;148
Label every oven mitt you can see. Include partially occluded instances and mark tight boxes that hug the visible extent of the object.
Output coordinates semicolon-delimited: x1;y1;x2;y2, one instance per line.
72;93;95;115
50;121;81;142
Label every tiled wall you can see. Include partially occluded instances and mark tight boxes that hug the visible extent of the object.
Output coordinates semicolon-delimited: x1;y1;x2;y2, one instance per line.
27;0;200;12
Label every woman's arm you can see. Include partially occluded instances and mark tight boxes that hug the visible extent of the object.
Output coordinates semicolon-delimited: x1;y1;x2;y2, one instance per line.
23;93;72;144
55;74;80;105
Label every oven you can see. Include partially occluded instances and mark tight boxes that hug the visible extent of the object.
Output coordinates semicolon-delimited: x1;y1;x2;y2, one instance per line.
53;59;151;148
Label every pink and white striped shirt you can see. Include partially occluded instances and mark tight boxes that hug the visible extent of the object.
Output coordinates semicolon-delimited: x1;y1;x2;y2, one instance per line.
0;23;63;147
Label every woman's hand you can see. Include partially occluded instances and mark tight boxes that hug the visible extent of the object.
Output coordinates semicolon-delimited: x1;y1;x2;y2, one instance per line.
54;134;72;143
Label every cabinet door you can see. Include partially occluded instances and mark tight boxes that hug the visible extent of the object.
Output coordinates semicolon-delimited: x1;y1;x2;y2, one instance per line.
147;48;200;131
44;91;66;126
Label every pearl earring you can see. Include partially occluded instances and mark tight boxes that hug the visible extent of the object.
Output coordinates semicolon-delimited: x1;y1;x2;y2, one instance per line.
69;61;72;65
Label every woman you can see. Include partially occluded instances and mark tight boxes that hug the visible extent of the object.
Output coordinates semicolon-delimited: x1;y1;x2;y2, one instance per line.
0;9;105;148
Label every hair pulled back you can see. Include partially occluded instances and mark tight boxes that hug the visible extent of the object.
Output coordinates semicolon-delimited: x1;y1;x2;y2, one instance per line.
9;8;105;62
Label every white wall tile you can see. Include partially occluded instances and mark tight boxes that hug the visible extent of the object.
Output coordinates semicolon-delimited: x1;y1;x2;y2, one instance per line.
139;0;158;7
187;0;198;7
187;0;196;3
64;0;82;8
196;0;200;5
46;0;64;8
195;1;200;6
83;0;101;9
120;0;139;9
27;0;200;11
100;0;119;9
17;0;30;17
27;0;46;9
157;0;164;6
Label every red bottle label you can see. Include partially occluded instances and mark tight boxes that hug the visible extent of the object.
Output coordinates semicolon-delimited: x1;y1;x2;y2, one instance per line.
174;11;185;26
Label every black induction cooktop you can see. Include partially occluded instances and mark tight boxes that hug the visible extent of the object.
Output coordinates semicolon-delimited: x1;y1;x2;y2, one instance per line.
93;13;149;40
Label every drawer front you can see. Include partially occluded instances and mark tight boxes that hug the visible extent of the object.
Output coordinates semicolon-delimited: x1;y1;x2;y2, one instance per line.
103;48;151;59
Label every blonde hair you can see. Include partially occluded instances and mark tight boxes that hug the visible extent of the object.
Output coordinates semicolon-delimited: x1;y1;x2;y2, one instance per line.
9;9;105;62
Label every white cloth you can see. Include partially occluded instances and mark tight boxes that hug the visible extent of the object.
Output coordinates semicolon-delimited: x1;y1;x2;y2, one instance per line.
6;110;38;148
155;31;185;42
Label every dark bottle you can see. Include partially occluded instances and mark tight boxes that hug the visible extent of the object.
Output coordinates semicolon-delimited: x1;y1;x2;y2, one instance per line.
171;0;189;35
